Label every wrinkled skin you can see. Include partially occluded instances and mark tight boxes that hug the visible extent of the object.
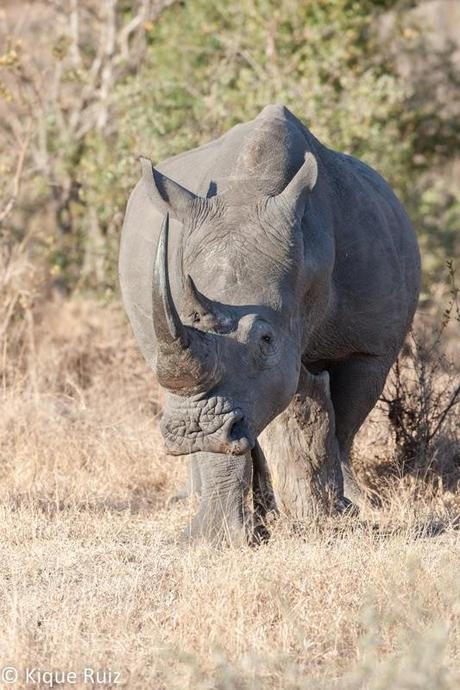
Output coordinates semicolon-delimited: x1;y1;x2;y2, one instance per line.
161;306;302;457
119;105;421;542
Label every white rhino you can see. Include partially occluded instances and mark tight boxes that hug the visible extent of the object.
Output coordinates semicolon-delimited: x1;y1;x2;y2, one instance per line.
119;105;421;541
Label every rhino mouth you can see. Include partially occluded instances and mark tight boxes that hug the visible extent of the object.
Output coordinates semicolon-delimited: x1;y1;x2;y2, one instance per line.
160;395;255;456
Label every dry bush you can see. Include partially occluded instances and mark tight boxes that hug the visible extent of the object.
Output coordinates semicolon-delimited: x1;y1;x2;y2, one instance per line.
353;270;460;514
381;335;459;487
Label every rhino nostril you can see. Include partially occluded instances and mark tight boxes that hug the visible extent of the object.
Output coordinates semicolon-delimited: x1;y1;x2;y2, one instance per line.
228;413;246;440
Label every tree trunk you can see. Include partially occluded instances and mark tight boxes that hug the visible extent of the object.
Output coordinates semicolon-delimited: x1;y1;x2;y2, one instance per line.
259;365;343;520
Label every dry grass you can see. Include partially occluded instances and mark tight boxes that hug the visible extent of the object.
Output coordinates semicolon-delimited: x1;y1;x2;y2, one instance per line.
0;260;459;688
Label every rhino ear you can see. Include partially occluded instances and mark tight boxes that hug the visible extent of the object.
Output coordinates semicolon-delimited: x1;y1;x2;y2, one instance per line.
139;156;203;223
273;152;318;221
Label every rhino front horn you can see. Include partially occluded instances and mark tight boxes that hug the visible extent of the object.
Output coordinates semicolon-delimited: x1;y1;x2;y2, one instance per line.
152;212;190;349
152;213;219;394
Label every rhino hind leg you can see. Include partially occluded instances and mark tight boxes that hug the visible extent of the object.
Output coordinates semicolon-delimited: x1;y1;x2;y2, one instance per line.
259;365;346;521
251;441;279;542
329;354;395;505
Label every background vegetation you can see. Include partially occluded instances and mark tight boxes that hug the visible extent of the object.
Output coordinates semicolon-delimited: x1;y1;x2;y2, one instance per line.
1;0;459;294
0;1;459;688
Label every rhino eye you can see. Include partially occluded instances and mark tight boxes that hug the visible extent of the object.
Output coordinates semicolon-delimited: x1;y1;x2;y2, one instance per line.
259;333;275;354
254;326;278;366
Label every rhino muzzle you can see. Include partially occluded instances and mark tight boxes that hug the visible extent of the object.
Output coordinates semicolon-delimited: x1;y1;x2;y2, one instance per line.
161;395;254;456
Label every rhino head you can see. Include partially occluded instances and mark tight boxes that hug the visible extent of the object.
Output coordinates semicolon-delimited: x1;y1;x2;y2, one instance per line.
136;153;320;540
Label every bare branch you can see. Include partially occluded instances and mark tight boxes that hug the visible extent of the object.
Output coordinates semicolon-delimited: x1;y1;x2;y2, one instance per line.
428;383;460;441
117;0;149;62
96;0;116;132
69;0;83;68
0;128;30;225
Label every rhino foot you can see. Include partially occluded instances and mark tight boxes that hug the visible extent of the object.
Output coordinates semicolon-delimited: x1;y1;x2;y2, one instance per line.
341;464;366;513
335;495;360;517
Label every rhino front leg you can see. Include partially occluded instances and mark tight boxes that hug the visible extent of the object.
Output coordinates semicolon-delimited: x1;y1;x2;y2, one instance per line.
182;452;252;545
177;449;277;544
259;365;345;520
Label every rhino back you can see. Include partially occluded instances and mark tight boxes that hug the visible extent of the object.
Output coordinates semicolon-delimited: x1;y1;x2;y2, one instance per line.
305;147;421;360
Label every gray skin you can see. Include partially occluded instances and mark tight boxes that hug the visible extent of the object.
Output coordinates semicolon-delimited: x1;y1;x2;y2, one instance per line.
119;104;421;541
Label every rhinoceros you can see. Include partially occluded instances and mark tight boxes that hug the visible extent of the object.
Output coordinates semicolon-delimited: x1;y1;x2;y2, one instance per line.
119;104;420;542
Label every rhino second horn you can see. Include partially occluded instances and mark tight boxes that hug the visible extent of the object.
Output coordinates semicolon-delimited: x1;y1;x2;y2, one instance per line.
183;274;223;320
273;151;318;221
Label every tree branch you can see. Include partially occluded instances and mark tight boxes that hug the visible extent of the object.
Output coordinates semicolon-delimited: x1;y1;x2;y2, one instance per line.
0;128;30;225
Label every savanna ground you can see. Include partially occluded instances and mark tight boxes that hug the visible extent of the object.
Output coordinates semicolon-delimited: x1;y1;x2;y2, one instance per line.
1;1;460;688
0;259;459;689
